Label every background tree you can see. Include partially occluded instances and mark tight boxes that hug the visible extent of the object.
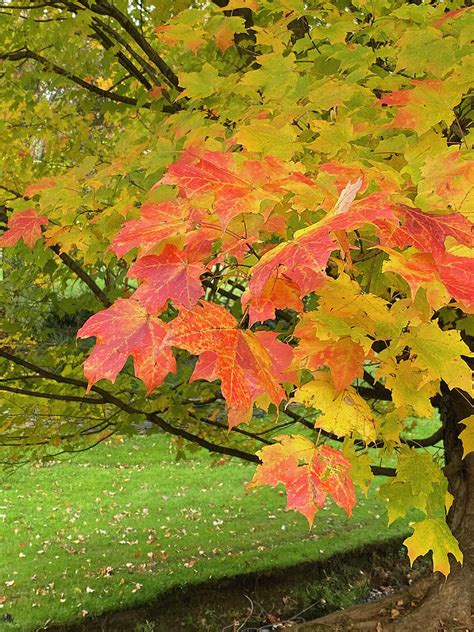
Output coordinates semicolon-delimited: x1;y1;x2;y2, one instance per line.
0;1;473;628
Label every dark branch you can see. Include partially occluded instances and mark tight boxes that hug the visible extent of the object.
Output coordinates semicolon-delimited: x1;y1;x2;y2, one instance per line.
0;48;146;107
0;384;105;404
0;348;260;464
91;18;158;87
82;0;180;90
89;20;153;91
49;245;112;307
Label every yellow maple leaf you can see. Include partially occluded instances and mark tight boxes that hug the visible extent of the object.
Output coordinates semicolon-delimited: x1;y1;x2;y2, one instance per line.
293;372;376;443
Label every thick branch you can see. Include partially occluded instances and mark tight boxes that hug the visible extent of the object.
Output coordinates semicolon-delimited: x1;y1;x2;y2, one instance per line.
0;348;260;464
83;0;180;90
89;20;153;90
91;18;158;87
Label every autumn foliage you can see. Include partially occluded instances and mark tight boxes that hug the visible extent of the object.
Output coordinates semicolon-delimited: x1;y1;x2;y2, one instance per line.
0;0;473;580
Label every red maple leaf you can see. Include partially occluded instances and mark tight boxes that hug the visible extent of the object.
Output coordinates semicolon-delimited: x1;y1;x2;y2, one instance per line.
0;209;48;249
159;148;314;226
248;193;398;311
167;302;290;428
379;206;474;255
77;298;176;392
110;200;197;258
435;252;474;312
248;435;355;525
128;245;205;313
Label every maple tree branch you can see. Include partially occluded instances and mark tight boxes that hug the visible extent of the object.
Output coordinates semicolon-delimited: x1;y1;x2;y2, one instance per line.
361;370;392;401
80;0;180;91
0;48;145;108
49;245;112;307
88;20;153;91
0;384;105;404
91;18;160;87
0;348;261;464
371;465;396;477
0;2;61;7
0;184;21;199
0;349;400;473
191;413;273;446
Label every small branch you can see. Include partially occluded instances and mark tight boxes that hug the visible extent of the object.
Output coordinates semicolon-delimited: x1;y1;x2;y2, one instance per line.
50;245;112;307
0;384;105;404
0;47;145;107
191;412;274;446
0;184;21;198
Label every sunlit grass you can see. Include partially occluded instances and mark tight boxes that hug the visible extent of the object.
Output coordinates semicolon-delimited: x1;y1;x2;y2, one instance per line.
0;435;408;631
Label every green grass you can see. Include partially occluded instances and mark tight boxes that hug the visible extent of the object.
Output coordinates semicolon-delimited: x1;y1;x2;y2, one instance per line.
0;435;408;631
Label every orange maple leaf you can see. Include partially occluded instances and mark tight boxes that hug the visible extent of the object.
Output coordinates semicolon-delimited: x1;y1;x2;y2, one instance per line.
167;302;291;428
248;435;356;526
77;298;176;392
159;148;313;226
110;200;196;258
128;245;205;313
0;209;48;250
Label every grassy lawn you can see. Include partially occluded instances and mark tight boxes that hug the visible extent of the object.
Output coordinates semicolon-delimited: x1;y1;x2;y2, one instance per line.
0;435;409;631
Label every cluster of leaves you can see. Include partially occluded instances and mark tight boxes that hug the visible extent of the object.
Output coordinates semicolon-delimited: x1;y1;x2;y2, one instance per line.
0;0;473;576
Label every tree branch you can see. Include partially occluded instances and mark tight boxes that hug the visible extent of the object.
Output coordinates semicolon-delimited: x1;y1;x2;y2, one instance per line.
0;384;105;404
0;348;260;464
49;245;112;307
0;48;147;107
88;20;153;91
81;0;180;91
91;17;159;87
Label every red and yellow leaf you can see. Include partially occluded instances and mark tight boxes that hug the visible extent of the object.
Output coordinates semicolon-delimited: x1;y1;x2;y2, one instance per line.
110;201;195;258
167;302;290;428
128;245;205;313
248;435;355;526
0;209;48;250
77;298;176;392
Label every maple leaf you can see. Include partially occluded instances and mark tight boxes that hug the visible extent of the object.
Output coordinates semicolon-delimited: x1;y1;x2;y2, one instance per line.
459;416;474;458
159;148;313;226
77;298;176;392
390;322;472;393
435;252;474;312
293;329;366;393
248;435;356;526
382;247;474;311
376;359;438;419
432;6;473;28
379;206;474;256
248;194;398;313
0;209;48;249
241;276;303;325
404;519;462;576
293;373;376;443
110;200;195;258
167;302;290;428
24;177;57;198
128;245;205;313
379;80;462;135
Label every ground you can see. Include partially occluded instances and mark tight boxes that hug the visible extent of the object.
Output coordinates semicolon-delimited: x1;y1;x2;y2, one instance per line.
0;434;415;631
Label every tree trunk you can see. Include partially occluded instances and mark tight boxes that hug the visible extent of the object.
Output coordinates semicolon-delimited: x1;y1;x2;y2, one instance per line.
385;385;474;631
297;385;474;632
